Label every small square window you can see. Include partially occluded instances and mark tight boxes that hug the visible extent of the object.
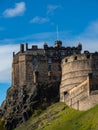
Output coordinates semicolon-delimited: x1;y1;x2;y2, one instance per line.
48;65;51;71
48;58;52;63
65;59;68;62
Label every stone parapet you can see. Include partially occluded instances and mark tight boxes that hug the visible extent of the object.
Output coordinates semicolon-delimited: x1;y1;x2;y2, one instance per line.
60;52;98;110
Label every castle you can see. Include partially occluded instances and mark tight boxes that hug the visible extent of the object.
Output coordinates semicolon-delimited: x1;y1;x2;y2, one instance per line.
12;40;82;87
12;40;98;110
60;53;98;110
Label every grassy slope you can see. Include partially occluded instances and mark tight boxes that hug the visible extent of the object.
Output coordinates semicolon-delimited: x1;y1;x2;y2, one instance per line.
15;102;98;130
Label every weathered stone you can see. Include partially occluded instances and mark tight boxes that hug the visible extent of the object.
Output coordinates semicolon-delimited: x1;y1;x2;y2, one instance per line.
12;41;81;87
0;81;60;130
0;41;86;129
60;53;98;110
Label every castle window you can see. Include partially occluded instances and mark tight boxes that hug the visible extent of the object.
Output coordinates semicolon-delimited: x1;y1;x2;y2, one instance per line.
65;59;68;62
33;56;38;71
48;65;51;71
86;55;90;59
61;51;65;56
33;56;38;64
64;91;68;95
74;56;77;60
50;52;54;56
73;51;76;55
48;58;52;64
33;51;37;55
33;65;38;71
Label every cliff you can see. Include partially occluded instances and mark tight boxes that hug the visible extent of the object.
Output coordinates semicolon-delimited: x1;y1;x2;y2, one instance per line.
0;81;60;130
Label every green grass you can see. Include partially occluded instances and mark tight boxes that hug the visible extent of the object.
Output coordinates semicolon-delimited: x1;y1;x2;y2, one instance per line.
15;102;98;130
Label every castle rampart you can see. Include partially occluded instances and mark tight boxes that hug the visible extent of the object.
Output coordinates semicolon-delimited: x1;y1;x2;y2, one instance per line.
60;52;98;110
61;53;98;89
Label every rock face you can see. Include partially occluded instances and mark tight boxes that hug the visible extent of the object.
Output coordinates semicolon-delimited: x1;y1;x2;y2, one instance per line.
0;82;60;130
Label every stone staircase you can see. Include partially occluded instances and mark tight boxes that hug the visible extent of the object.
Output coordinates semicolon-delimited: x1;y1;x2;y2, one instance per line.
64;80;98;110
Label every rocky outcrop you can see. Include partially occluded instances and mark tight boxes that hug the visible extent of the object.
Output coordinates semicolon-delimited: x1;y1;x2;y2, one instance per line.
0;81;60;130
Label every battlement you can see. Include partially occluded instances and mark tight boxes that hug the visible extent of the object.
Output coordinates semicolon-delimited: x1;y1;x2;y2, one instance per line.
13;41;82;55
62;52;98;65
12;41;82;87
60;51;98;110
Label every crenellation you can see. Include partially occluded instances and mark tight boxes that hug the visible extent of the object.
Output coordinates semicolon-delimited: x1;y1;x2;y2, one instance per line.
60;52;98;110
12;40;98;110
25;43;28;51
12;40;81;87
20;44;24;53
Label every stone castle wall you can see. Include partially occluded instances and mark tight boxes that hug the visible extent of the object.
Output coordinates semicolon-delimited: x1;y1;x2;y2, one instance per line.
12;41;81;87
60;53;98;102
10;41;98;110
12;54;19;86
12;42;66;86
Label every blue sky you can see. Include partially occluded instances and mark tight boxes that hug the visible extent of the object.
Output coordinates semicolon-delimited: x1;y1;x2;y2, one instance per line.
0;0;98;105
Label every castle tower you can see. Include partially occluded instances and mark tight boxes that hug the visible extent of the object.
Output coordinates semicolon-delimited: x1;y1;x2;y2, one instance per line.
55;40;62;48
60;53;98;110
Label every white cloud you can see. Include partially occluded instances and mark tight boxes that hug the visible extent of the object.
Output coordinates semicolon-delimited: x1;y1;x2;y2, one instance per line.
0;44;19;83
30;16;49;24
75;20;98;52
75;20;98;40
47;4;61;14
0;42;44;83
3;2;26;18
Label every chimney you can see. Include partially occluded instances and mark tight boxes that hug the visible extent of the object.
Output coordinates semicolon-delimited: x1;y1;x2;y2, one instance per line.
20;44;24;52
32;45;38;50
26;43;28;50
13;52;15;57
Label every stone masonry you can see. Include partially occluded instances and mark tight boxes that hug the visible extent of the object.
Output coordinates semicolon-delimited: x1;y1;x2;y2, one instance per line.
60;52;98;110
12;40;82;87
2;40;98;130
12;40;98;111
